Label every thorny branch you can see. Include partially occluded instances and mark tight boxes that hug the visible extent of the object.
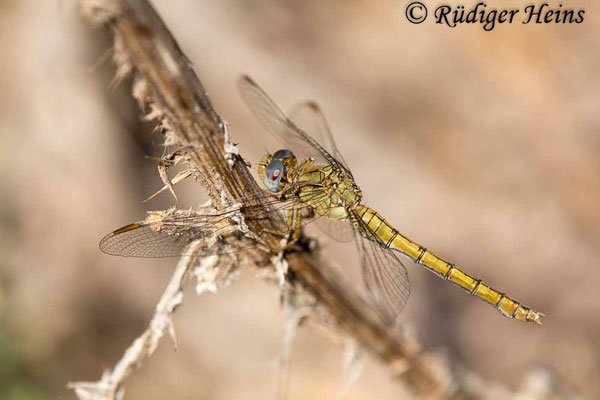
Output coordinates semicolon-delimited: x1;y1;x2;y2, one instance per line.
72;1;577;399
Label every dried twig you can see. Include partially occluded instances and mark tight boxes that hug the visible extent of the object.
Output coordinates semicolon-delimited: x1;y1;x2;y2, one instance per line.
72;1;577;399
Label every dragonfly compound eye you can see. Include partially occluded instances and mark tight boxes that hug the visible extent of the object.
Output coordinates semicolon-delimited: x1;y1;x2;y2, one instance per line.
263;159;284;193
273;149;294;159
273;149;297;170
258;154;274;180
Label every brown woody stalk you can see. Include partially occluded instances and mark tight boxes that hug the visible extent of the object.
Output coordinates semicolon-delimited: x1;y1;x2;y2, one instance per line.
71;1;575;400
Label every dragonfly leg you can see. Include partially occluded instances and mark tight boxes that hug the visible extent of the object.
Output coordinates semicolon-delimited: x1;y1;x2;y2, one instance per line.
258;208;302;253
286;207;303;247
297;158;314;172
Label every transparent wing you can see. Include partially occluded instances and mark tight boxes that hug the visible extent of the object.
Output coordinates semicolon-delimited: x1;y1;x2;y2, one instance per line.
287;100;356;242
100;188;329;258
288;101;353;178
238;76;358;243
310;217;355;243
351;212;410;325
238;76;342;169
99;222;256;257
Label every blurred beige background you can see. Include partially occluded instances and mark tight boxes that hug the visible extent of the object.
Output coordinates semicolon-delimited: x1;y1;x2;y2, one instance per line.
1;0;599;399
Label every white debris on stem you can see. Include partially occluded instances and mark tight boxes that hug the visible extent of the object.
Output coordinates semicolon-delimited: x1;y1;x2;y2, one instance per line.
109;33;133;89
194;254;223;294
273;254;289;288
131;76;148;111
78;0;122;26
513;366;581;400
143;103;164;122
221;119;240;167
338;339;363;398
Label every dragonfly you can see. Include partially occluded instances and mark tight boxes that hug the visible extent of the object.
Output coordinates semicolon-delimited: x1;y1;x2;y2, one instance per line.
100;75;543;325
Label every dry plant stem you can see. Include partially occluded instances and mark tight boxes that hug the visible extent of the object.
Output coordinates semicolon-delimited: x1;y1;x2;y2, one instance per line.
75;1;574;400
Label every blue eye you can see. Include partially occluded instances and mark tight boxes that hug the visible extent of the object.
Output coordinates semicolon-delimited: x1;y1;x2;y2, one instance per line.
263;160;284;193
273;149;293;159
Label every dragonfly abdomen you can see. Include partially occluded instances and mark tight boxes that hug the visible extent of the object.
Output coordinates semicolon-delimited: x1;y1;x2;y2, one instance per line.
353;204;543;324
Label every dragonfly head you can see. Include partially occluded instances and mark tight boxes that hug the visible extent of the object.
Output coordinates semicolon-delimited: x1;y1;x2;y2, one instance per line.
258;149;297;193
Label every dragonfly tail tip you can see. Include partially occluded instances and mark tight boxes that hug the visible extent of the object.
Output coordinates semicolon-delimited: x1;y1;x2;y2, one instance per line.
532;311;545;325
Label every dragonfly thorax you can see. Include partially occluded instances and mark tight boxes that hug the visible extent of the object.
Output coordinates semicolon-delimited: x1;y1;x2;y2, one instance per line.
326;166;363;208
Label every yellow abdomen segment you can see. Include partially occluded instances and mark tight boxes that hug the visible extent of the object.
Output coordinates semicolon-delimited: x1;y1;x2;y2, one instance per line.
354;204;543;324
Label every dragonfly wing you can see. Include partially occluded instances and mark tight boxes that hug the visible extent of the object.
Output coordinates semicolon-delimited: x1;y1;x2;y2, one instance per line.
238;76;339;167
288;101;353;178
100;223;187;257
99;205;267;258
100;189;330;258
352;213;410;324
312;217;355;243
99;222;256;258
